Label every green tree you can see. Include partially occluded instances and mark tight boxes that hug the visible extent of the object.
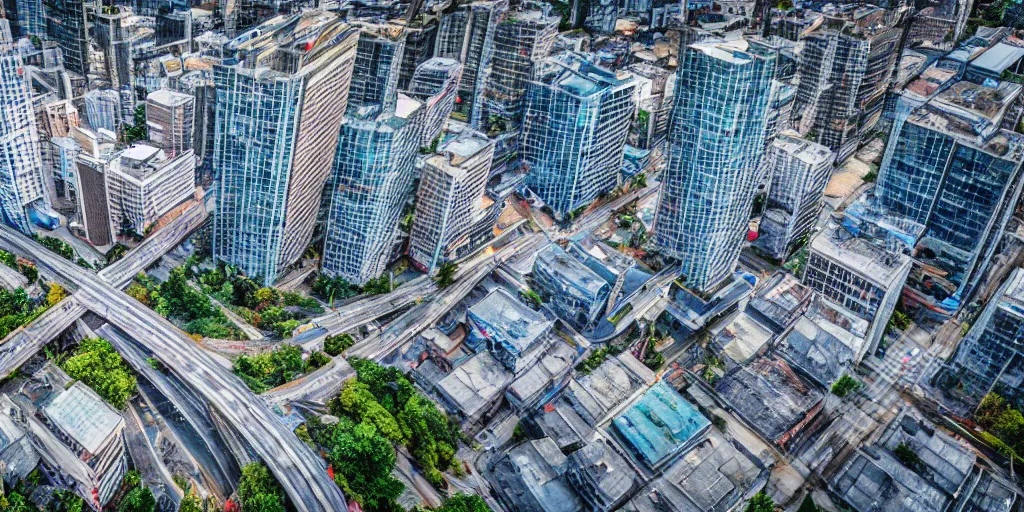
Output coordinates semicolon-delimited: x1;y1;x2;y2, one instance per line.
324;334;355;356
745;492;775;512
178;494;203;512
118;486;156;512
308;351;331;370
831;375;863;398
435;261;457;289
331;380;405;444
0;490;36;512
122;105;148;144
61;337;137;409
51;489;85;511
894;442;923;471
363;275;392;295
237;462;286;512
319;418;403;511
435;494;491;512
158;267;216;321
46;283;68;306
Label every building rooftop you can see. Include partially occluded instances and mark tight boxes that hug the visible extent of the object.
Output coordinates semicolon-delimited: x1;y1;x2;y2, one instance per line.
811;222;912;289
539;53;634;99
506;340;578;408
715;313;773;364
876;410;976;497
958;470;1020;512
970;40;1024;76
145;88;193;107
832;447;953;512
43;382;124;455
748;272;813;333
715;357;824;447
467;288;552;356
776;315;858;387
623;429;765;512
535;244;609;297
772;131;833;166
567;434;638;508
612;381;711;469
435;351;513;419
0;397;40;483
489;438;582;512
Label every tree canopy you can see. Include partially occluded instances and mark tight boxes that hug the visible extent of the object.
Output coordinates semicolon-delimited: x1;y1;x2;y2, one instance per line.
237;462;287;512
61;337;136;409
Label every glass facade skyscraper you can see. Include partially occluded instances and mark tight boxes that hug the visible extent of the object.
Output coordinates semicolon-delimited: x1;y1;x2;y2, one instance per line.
322;102;421;284
349;23;406;113
521;53;637;220
480;9;559;123
212;12;359;285
654;38;777;292
0;40;47;233
875;80;1024;314
45;0;89;76
406;57;463;147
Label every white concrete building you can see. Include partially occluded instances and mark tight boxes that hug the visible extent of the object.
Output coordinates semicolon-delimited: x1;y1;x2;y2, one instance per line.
107;144;195;235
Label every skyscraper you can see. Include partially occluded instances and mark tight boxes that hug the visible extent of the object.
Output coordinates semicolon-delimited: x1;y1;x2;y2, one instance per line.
213;11;359;285
406;57;463;146
521;53;637;220
396;17;438;91
16;0;46;39
321;100;422;285
795;10;902;162
408;129;494;274
480;9;559;123
654;38;777;292
874;79;1024;314
435;0;507;126
146;88;195;158
95;8;134;97
84;89;122;133
756;131;833;260
45;0;89;76
0;39;48;233
939;268;1024;409
349;22;406;112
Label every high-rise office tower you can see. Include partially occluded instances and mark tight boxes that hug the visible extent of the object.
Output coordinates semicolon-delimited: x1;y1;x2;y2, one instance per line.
756;131;833;260
795;9;902;162
435;0;507;126
939;268;1024;409
349;22;406;112
571;0;617;32
45;0;89;76
480;9;559;123
84;89;123;133
146;88;195;158
16;0;46;39
321;100;422;285
406;57;463;146
95;8;134;97
875;79;1024;314
108;145;195;235
521;53;637;220
397;17;438;90
213;11;359;285
653;38;777;292
408;129;494;274
0;39;48;233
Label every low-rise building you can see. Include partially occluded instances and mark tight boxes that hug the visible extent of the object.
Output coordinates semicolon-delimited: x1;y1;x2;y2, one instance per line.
107;144;195;235
566;433;639;512
465;288;553;373
435;351;513;422
487;437;582;512
533;244;611;331
611;381;711;471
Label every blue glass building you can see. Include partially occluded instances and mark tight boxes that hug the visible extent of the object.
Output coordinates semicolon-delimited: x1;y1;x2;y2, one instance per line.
654;38;777;293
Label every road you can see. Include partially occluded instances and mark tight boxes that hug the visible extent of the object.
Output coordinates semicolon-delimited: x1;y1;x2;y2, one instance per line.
99;203;209;289
0;226;348;512
0;297;86;379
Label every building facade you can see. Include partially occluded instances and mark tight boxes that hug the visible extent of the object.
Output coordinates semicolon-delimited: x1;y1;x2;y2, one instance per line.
45;0;89;76
83;89;122;134
521;54;637;220
533;243;611;330
480;9;559;123
654;38;776;292
0;41;48;234
212;12;359;285
349;22;406;112
405;57;463;146
146;88;195;158
408;129;494;274
107;145;195;235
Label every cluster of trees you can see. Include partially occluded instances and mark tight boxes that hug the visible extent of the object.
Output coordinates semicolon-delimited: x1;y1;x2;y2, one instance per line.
745;492;775;512
117;470;156;512
192;262;322;338
308;358;463;511
236;462;288;512
311;274;362;304
0;287;49;339
0;249;39;282
642;335;665;371
127;269;241;340
324;333;355;356
61;337;137;409
122;105;148;144
232;344;330;393
575;343;625;375
975;393;1024;467
830;375;863;398
435;262;457;289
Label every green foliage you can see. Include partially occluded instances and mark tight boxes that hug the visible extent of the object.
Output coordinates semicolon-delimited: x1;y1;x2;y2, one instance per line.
232;344;312;393
745;492;775;512
607;304;633;326
435;261;457;289
893;442;923;472
324;333;355;356
975;393;1024;461
0;489;36;512
310;416;403;511
177;495;203;512
576;343;624;375
60;337;136;409
520;289;542;308
343;359;462;489
34;235;75;260
0;287;47;339
862;170;878;183
159;267;216;322
106;243;129;264
435;494;491;512
51;489;85;512
281;291;323;312
363;275;392;295
331;380;406;444
831;375;863;398
797;495;821;512
118;486;156;512
124;469;142;488
122;105;148;144
308;351;332;370
237;462;287;512
311;274;361;304
642;336;664;371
